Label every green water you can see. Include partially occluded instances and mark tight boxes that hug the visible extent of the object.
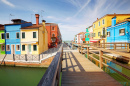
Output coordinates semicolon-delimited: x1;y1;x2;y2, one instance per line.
0;66;47;86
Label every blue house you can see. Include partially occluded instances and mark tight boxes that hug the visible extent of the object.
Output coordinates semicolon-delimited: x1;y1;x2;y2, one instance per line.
107;17;130;43
4;19;32;54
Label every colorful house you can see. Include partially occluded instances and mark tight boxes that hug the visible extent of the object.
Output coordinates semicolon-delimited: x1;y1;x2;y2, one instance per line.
0;24;5;54
4;19;32;54
93;13;130;43
107;17;130;43
20;14;48;54
77;32;86;44
45;23;62;48
85;27;89;43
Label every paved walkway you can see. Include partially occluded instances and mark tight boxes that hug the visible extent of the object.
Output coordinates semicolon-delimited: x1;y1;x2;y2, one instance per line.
61;44;122;86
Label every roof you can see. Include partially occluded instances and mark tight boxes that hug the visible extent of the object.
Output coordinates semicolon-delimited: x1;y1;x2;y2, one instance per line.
5;22;31;25
116;18;130;25
21;24;42;29
77;32;86;35
86;25;93;29
93;13;130;23
0;25;4;30
45;23;58;26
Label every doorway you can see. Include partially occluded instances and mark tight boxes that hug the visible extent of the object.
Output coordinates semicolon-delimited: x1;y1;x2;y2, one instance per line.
11;45;15;54
28;44;31;54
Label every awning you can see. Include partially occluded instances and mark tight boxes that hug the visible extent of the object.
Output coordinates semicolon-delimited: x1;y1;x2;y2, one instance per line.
21;41;38;44
0;43;4;44
90;39;99;43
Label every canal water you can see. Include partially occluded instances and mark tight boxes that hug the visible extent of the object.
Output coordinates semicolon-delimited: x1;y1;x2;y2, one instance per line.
0;66;47;86
85;54;130;86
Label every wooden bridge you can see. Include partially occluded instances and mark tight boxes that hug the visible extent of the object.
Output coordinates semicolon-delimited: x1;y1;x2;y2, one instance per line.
37;43;130;86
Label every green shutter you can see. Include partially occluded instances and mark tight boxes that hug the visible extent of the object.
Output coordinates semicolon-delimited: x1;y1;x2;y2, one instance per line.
1;33;4;39
22;32;25;38
17;33;19;38
22;45;25;51
33;32;36;38
33;45;37;51
7;33;9;39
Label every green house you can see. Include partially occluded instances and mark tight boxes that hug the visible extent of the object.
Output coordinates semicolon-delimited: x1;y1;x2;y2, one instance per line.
0;25;5;54
85;28;90;43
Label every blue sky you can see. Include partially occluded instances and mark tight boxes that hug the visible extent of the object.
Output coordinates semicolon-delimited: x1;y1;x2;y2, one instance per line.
0;0;130;41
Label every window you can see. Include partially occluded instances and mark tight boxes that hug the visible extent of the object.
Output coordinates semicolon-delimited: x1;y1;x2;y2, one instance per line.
98;21;100;26
16;32;19;39
1;45;5;51
16;45;20;51
94;24;95;28
52;27;55;31
119;29;125;35
22;45;25;51
6;45;10;51
102;19;105;24
94;33;96;37
33;32;36;38
33;45;37;51
22;32;25;38
52;33;55;37
6;33;9;39
1;33;4;39
107;32;110;37
98;32;101;36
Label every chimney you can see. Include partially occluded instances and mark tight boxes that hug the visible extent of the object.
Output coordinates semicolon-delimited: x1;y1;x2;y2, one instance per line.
42;20;46;26
97;18;98;20
35;14;40;25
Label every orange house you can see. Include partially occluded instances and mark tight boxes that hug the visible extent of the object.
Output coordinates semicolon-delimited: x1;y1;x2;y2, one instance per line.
45;23;62;48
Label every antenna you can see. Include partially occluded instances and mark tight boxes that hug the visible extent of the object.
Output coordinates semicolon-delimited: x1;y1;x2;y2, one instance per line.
9;14;14;23
41;10;44;20
31;14;34;23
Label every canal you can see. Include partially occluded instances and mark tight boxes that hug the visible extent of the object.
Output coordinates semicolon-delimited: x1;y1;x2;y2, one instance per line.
0;66;47;86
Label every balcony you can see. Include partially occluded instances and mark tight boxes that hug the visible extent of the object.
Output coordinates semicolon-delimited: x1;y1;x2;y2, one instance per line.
100;35;106;38
51;37;56;42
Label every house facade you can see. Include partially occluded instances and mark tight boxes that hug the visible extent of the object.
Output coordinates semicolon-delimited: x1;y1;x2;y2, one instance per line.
85;27;90;43
93;13;130;43
77;32;86;44
45;23;62;48
107;17;130;43
20;14;48;54
4;19;32;54
0;24;5;54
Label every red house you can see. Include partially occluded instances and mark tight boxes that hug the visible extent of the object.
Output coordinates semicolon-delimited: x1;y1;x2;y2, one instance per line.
45;23;62;48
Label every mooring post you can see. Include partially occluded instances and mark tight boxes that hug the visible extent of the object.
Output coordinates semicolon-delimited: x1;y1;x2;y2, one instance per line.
127;44;130;52
13;54;15;61
99;50;103;69
25;54;27;61
87;47;89;59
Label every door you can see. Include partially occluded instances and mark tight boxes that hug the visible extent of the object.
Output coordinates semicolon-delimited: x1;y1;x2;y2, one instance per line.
28;44;31;54
11;45;15;54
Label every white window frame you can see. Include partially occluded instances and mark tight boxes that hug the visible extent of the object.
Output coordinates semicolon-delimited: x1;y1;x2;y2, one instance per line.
22;32;25;39
6;33;9;39
1;33;4;39
119;28;125;36
107;31;110;37
6;45;10;51
52;27;55;31
102;19;105;25
1;45;5;51
16;32;20;39
16;44;20;51
33;44;37;51
32;31;37;38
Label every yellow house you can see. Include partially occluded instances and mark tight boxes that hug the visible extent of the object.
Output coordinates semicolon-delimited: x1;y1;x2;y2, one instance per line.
20;14;48;54
93;13;130;43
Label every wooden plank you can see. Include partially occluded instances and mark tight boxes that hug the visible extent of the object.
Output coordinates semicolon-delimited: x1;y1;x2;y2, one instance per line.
62;46;122;86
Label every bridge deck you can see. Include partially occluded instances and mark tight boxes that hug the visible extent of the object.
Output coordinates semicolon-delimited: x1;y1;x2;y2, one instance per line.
61;45;122;86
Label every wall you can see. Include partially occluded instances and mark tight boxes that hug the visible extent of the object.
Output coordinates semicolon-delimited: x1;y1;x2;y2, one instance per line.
85;28;89;42
0;30;5;54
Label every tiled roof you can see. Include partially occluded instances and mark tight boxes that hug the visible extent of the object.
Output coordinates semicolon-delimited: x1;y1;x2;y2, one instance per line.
116;18;130;25
21;24;42;29
5;22;31;25
77;32;86;35
45;23;58;26
0;25;4;30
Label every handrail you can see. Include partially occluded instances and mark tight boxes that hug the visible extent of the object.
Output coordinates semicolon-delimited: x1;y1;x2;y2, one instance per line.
38;44;63;86
0;54;7;65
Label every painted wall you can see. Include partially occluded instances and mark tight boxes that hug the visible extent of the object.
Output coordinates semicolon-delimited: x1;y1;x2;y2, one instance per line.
85;28;89;42
93;15;130;43
0;30;5;54
107;21;130;43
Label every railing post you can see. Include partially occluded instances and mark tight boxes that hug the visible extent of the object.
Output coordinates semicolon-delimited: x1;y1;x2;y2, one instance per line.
81;45;83;54
87;47;89;59
13;54;15;61
127;44;130;52
25;54;27;61
99;50;103;69
114;44;116;50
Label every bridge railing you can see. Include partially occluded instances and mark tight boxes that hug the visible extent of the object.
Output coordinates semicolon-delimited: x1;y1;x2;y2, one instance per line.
38;44;63;86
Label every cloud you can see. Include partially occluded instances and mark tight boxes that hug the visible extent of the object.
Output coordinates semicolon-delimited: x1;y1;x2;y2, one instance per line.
1;0;15;7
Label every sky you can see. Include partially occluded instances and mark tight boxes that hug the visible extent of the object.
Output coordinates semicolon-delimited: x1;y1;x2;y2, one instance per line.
0;0;130;41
